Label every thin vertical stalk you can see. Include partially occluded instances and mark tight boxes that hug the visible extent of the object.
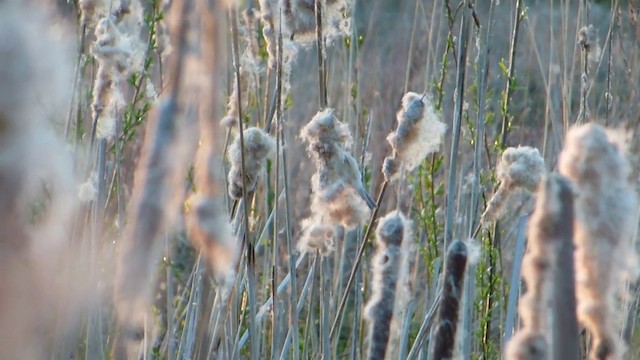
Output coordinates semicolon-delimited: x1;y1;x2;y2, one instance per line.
444;6;470;249
329;181;388;341
499;0;523;148
315;0;327;109
230;7;258;360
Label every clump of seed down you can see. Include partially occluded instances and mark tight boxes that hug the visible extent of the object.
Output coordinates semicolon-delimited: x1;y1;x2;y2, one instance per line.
227;127;276;200
558;123;638;360
298;109;374;254
481;146;546;224
383;91;446;182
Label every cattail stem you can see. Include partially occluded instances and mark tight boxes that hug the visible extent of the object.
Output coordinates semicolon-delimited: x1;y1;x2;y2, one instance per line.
330;180;388;341
315;0;327;108
499;0;523;148
431;240;468;360
444;7;469;249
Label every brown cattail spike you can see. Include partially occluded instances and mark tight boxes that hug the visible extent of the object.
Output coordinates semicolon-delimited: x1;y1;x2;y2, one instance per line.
431;239;468;360
364;211;412;360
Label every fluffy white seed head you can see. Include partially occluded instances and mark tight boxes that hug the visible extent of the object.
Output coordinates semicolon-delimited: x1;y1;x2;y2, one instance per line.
300;109;372;234
297;218;335;255
227;127;276;199
558;123;638;359
497;146;546;192
298;109;374;255
481;146;546;224
384;92;446;181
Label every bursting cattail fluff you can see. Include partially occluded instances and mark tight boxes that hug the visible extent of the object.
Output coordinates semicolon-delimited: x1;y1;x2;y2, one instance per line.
558;123;638;359
227;127;276;199
90;0;146;140
298;109;374;254
431;240;468;360
383;92;446;182
364;211;412;360
506;174;578;360
481;146;546;224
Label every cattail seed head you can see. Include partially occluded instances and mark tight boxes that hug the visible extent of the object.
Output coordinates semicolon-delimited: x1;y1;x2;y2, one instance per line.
298;109;373;253
365;211;412;360
558;123;638;359
578;24;596;51
431;239;468;360
383;92;446;182
227;127;275;199
481;146;546;224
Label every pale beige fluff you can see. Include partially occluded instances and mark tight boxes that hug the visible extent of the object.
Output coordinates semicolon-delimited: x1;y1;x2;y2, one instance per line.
298;109;374;255
90;0;146;140
481;146;546;224
186;194;238;287
227;127;276;199
364;211;413;360
558;123;638;359
301;110;371;221
0;2;76;358
297;218;335;255
384;92;446;181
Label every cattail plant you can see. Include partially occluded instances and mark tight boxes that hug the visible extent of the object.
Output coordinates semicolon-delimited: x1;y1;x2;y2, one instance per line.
383;91;446;182
0;2;75;358
298;109;374;253
558;123;638;360
364;211;412;360
112;0;191;355
481;146;546;224
227;127;276;199
430;239;468;360
88;0;146;140
506;174;578;360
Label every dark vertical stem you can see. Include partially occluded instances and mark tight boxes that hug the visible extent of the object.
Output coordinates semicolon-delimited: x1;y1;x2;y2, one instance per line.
230;6;258;360
315;0;327;109
500;0;523;148
444;6;469;249
549;176;579;360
